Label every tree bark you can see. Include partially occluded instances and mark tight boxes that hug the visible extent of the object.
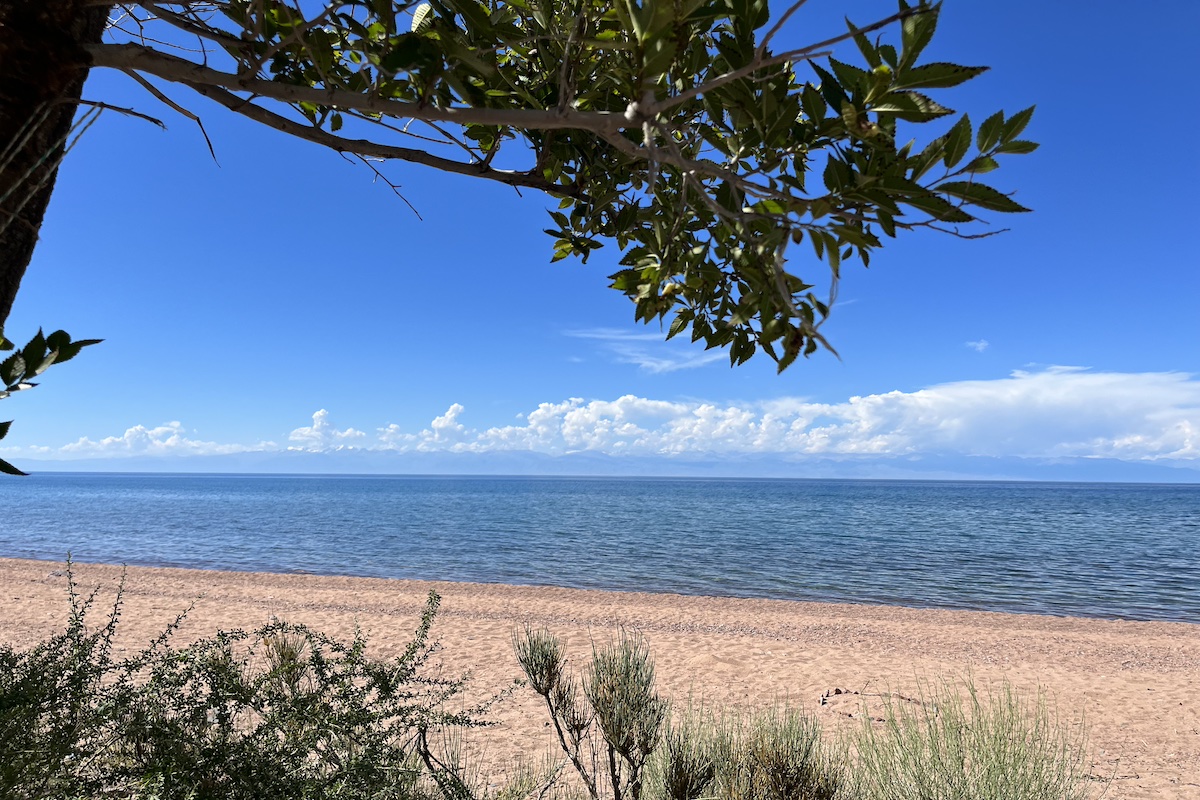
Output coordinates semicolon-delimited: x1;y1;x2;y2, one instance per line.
0;0;111;334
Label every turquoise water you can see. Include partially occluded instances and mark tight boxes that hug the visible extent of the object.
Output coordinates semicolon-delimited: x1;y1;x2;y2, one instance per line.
1;473;1196;623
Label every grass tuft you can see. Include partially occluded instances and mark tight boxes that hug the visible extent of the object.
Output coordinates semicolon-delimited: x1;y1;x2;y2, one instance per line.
850;678;1093;800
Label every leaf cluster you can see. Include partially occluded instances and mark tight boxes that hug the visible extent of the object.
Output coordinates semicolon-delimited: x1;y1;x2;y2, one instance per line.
0;329;100;476
105;0;1038;370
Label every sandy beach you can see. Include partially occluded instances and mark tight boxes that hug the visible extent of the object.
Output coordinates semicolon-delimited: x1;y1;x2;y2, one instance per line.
1;557;1196;799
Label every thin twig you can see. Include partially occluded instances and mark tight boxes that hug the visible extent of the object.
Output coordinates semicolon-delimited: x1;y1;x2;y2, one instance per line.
71;99;166;128
175;79;583;198
123;70;219;163
353;154;422;220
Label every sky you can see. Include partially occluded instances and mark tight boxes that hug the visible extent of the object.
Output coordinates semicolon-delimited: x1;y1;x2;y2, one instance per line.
3;0;1199;481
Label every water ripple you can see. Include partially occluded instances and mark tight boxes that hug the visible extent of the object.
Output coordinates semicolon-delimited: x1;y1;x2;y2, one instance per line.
1;474;1197;623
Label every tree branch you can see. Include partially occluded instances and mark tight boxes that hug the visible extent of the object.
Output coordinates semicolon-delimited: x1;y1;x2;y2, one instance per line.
178;78;584;198
597;128;801;210
87;42;631;133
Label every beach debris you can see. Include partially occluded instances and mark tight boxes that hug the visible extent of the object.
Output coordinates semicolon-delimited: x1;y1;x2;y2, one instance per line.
819;687;856;705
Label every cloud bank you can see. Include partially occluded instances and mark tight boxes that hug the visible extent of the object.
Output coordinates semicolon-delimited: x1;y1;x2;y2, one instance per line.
7;367;1199;469
21;422;277;459
366;367;1199;462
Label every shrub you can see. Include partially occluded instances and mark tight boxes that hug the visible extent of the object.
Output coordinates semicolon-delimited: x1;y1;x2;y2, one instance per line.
3;574;1096;800
515;628;666;800
0;572;131;799
515;633;1094;800
849;679;1093;800
0;568;485;800
641;704;841;800
514;630;840;800
710;708;841;800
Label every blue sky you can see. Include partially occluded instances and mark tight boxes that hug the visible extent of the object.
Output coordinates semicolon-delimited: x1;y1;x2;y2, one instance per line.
3;0;1199;480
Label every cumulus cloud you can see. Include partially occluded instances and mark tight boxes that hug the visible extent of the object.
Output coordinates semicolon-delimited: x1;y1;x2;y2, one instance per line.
966;339;990;352
288;409;366;451
567;328;724;373
9;368;1199;466
368;367;1200;462
33;422;274;458
378;403;472;451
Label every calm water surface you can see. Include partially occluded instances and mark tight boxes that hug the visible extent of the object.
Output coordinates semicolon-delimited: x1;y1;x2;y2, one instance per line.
1;474;1196;623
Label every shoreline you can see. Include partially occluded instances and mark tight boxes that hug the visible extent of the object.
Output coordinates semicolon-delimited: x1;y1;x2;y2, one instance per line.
2;557;1198;798
7;553;1194;626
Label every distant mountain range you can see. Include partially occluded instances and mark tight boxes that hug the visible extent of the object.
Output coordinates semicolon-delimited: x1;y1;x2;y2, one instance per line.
18;450;1200;483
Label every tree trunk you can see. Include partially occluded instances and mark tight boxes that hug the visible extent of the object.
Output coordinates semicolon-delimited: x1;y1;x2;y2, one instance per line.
0;1;112;334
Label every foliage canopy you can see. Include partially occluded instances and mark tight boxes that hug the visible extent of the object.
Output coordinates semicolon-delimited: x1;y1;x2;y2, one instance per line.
89;0;1036;370
0;0;1036;474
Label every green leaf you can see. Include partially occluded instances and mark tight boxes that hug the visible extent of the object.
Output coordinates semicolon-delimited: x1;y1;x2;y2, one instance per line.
942;113;971;168
828;58;869;94
809;62;848;110
976;109;1005;152
909;133;945;179
899;193;975;223
877;209;896;237
0;456;27;477
872;91;953;122
0;353;25;387
891;62;987;91
54;339;102;366
800;84;827;123
20;330;47;377
445;0;493;35
666;312;689;340
899;6;938;71
1002;105;1036;142
963;155;999;173
937;181;1031;213
846;18;881;68
609;269;642;292
297;101;320;122
996;139;1038;155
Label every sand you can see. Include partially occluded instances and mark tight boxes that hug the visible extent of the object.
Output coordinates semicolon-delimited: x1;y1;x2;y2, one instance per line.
1;558;1197;799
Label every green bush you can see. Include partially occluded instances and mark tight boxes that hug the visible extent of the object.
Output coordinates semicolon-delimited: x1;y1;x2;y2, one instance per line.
0;569;485;800
644;705;841;800
710;708;842;800
849;679;1093;800
1;576;1098;800
514;631;1095;800
514;630;841;800
515;628;666;800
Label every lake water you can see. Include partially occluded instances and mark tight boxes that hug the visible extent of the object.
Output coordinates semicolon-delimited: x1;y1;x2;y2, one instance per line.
1;473;1196;623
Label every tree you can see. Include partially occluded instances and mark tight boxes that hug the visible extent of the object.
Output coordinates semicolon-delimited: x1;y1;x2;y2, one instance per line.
0;0;1036;471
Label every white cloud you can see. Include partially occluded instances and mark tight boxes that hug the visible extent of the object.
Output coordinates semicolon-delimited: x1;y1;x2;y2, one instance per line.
367;367;1200;462
288;409;366;451
966;339;990;352
567;328;725;373
378;403;472;451
10;368;1200;466
31;422;275;458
